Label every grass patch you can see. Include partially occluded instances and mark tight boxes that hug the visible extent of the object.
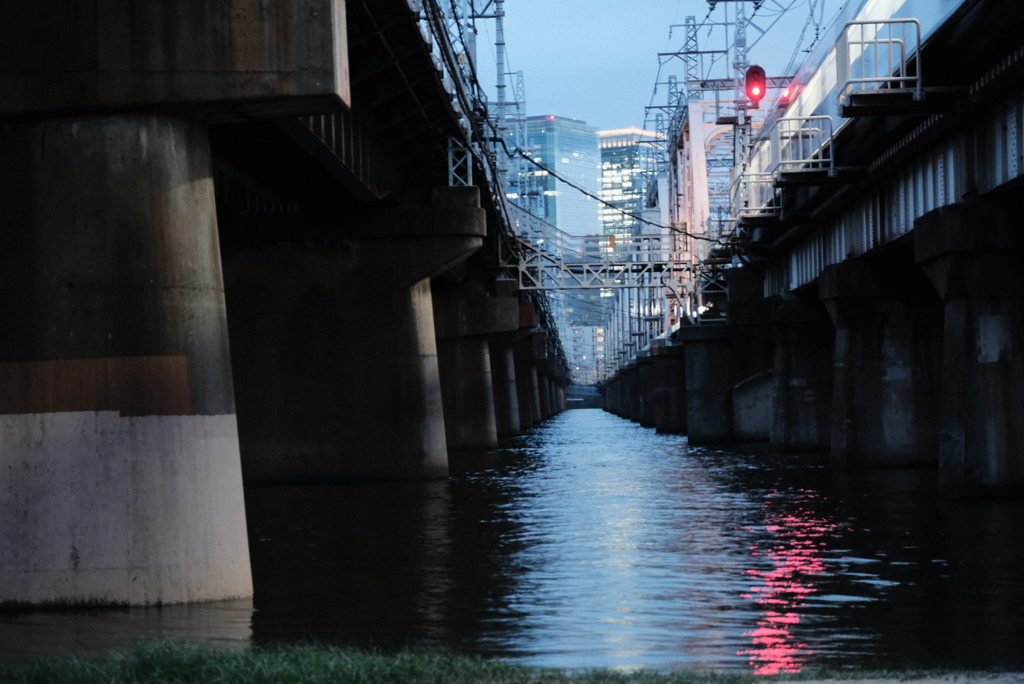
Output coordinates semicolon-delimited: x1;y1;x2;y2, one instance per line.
5;641;962;684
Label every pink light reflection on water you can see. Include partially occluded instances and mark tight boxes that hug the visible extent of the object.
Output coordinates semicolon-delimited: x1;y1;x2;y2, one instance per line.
738;490;849;675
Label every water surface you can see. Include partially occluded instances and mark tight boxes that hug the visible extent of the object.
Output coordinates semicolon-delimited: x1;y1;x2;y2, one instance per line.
4;409;1024;672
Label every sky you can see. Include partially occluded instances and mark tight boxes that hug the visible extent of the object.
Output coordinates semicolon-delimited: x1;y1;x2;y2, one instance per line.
474;0;845;132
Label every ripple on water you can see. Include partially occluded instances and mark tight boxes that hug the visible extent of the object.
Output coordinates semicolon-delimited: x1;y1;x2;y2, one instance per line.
3;409;1024;672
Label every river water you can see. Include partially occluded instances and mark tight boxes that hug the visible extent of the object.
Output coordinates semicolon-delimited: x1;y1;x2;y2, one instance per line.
4;409;1024;672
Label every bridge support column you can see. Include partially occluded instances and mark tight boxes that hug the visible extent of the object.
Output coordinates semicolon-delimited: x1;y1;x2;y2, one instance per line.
0;114;252;605
432;282;519;451
546;374;559;417
514;332;545;428
727;267;776;443
224;186;484;482
604;377;620;416
436;336;496;450
613;375;625;417
651;345;687;434
489;343;521;437
614;362;630;421
538;371;553;419
678;326;733;443
770;298;834;452
488;284;529;438
821;262;942;468
637;354;656;427
618;366;632;420
916;201;1024;495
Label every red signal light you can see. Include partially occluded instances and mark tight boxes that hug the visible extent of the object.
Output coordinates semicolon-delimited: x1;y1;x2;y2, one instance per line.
745;65;767;107
779;83;795;108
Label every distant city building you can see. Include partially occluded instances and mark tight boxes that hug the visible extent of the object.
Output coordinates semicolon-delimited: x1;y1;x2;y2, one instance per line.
525;115;601;237
598;127;662;236
567;326;606;385
560;290;610;328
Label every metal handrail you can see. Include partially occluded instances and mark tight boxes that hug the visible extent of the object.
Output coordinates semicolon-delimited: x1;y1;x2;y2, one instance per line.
732;173;778;218
770;115;835;176
837;19;923;105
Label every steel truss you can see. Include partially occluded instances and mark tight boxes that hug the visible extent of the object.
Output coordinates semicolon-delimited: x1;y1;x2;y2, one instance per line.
515;238;691;291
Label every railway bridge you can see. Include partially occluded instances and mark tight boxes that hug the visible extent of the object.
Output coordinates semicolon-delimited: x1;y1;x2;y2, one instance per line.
604;0;1024;498
0;0;569;606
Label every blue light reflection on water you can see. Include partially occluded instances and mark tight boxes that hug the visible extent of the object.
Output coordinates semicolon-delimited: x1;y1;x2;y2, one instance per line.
3;409;1024;671
453;412;875;672
427;410;1024;672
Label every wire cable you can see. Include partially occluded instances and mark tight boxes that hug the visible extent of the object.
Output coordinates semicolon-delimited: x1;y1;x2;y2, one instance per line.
494;138;723;244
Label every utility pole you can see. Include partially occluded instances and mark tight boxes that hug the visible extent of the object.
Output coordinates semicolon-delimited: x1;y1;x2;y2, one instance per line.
731;0;752;174
494;0;507;178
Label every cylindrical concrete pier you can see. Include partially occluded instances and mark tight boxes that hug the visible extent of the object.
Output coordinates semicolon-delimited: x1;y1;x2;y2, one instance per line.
514;360;537;429
0;114;252;605
539;374;552;420
489;344;521;437
437;336;499;451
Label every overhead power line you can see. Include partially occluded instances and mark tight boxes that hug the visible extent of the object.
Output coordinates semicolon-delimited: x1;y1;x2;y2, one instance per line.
495;139;722;244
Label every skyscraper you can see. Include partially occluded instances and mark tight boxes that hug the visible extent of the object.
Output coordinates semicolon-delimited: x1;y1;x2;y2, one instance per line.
598;127;662;236
525;115;601;237
567;326;606;385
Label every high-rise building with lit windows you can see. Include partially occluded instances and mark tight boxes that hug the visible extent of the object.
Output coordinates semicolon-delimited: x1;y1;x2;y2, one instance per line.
567;326;606;386
525;115;601;237
598;127;662;235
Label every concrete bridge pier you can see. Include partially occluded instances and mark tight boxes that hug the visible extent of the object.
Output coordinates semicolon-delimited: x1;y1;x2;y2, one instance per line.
621;363;640;422
514;331;546;428
769;297;834;452
651;345;687;434
821;262;942;468
603;377;622;416
546;371;562;417
0;114;252;605
436;336;495;450
489;341;522;437
487;284;531;438
538;371;553;420
916;201;1024;496
223;186;485;482
637;354;656;427
432;281;519;451
677;326;733;443
614;369;628;419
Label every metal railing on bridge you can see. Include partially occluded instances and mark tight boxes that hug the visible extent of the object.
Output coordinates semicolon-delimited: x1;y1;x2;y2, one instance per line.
732;173;778;221
770;115;835;182
837;19;923;109
507;205;692;292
